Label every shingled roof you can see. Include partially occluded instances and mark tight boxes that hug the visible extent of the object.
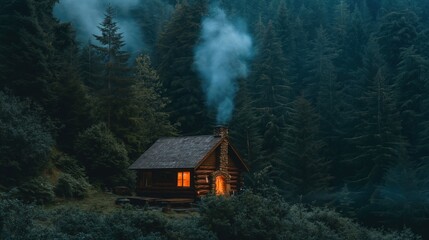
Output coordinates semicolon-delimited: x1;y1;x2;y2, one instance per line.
129;135;222;169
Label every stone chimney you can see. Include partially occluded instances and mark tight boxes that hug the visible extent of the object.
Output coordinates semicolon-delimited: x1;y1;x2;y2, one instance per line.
214;126;228;138
214;126;229;172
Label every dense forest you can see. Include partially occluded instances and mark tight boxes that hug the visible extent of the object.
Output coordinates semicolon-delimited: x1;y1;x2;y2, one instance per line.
1;0;429;239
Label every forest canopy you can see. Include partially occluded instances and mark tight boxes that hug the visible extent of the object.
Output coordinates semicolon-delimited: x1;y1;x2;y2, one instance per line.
1;0;429;238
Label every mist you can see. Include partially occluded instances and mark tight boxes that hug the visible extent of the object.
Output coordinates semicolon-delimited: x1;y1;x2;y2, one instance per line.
194;6;253;125
54;0;144;54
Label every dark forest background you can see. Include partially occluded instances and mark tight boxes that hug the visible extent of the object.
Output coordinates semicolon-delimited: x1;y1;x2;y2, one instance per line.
1;0;429;238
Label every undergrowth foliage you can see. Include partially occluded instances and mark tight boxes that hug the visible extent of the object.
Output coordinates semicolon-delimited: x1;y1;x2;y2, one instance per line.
0;191;421;240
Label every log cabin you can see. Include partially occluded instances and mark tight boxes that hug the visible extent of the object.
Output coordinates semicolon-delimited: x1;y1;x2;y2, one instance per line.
129;127;249;200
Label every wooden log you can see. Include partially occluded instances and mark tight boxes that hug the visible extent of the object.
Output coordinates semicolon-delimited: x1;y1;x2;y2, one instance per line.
195;179;211;185
195;171;215;175
197;190;210;196
195;175;211;179
197;165;217;170
194;184;211;188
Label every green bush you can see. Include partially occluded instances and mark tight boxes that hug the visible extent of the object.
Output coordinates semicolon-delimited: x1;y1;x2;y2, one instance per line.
199;191;288;240
0;192;422;240
0;91;54;186
55;173;90;199
74;123;131;187
0;199;63;240
10;176;55;204
55;153;86;179
52;207;108;239
199;190;421;240
166;217;217;240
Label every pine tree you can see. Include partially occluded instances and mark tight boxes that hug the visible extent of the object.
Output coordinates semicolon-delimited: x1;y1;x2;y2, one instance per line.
251;21;290;176
348;68;407;192
252;21;290;117
417;68;429;164
0;0;93;153
333;0;351;41
124;55;177;159
0;0;52;104
288;16;308;95
395;46;429;162
303;26;339;102
283;96;331;201
303;26;346;184
274;1;292;58
91;5;133;136
229;79;261;169
80;41;104;92
377;10;418;74
156;1;210;135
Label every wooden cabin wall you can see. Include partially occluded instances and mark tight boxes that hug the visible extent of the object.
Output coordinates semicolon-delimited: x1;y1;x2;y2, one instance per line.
195;153;216;197
195;148;244;197
228;148;242;194
136;169;196;199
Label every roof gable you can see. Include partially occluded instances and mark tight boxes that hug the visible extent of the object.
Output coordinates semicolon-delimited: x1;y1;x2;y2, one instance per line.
129;135;221;169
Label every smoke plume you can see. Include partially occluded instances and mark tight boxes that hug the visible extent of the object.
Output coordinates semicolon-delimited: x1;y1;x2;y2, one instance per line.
54;0;144;54
194;6;253;125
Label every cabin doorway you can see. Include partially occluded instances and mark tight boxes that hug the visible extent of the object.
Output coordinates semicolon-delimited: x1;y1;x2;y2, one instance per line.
215;176;226;195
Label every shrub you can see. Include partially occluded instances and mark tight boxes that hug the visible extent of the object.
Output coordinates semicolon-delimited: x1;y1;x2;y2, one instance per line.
0;199;62;239
199;190;421;240
0;91;54;186
52;207;108;239
199;191;289;240
166;217;217;240
11;176;55;204
105;209;168;239
55;173;90;199
0;192;422;240
55;153;86;179
74;123;131;187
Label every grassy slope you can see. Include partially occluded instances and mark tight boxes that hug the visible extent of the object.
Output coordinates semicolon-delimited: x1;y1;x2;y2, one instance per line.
45;188;120;213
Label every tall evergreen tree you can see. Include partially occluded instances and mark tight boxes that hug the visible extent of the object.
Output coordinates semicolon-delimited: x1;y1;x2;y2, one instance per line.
230;79;261;169
0;0;52;104
156;1;210;135
288;17;308;95
251;21;290;160
252;22;290;118
0;0;93;153
377;11;418;74
124;55;177;159
417;68;429;164
91;5;133;137
348;68;406;192
80;41;104;92
303;26;339;102
249;21;291;190
48;22;93;152
395;47;429;162
283;96;331;201
274;1;292;58
302;26;346;183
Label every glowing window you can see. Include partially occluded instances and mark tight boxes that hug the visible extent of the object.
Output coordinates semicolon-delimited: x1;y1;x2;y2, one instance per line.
177;171;190;187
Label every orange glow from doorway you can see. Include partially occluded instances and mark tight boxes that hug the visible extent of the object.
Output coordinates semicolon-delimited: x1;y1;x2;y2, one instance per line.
215;176;226;195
